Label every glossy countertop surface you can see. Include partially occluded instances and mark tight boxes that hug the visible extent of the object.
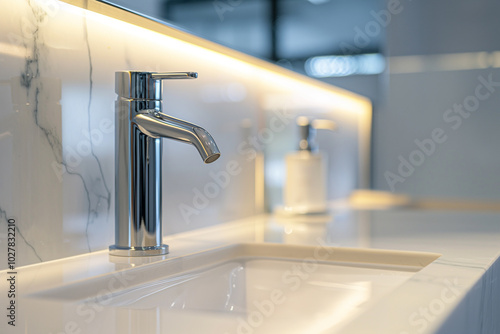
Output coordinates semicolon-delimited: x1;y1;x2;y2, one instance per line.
3;208;500;333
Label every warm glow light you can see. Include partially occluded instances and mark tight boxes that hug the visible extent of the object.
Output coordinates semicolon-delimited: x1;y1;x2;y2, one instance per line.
59;0;370;117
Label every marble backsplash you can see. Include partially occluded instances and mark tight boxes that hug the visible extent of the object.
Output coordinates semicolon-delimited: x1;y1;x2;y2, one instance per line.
0;0;370;268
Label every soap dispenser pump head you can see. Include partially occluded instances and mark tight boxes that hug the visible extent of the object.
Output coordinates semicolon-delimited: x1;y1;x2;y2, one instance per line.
296;116;336;152
297;116;314;151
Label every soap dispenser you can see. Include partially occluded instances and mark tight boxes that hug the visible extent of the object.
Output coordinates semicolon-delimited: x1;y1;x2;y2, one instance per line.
283;117;336;214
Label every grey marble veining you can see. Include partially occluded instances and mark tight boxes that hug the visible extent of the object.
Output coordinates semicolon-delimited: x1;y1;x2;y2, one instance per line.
0;205;42;262
0;0;367;269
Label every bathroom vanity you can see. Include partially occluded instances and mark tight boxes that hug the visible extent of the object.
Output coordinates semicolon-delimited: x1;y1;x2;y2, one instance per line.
6;209;500;333
1;1;498;334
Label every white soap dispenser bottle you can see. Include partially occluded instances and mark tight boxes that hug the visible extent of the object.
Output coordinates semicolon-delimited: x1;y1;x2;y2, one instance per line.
283;117;336;214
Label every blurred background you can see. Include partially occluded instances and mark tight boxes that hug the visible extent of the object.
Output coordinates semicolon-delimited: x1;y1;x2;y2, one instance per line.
103;0;500;200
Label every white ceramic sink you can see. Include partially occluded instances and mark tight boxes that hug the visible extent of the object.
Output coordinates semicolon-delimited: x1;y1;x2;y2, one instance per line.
28;243;440;334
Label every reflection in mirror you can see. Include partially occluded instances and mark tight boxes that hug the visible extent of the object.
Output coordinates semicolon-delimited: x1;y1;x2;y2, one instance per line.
98;0;385;99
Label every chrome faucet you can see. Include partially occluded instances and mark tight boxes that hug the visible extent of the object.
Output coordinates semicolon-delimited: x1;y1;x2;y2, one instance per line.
110;71;220;257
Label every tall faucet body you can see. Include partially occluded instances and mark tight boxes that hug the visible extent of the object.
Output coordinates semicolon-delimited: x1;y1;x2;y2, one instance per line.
110;71;220;257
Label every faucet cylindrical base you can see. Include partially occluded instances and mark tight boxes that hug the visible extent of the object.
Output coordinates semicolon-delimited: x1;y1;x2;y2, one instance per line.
109;244;169;257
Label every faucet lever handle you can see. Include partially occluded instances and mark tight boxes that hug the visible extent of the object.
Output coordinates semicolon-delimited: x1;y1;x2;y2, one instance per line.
151;72;198;80
116;71;198;100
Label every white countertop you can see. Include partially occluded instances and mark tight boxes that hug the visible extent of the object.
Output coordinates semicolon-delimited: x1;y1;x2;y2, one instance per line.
3;208;500;334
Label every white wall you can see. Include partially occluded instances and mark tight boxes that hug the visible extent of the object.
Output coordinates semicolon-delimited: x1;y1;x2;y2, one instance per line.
373;0;500;199
0;0;368;268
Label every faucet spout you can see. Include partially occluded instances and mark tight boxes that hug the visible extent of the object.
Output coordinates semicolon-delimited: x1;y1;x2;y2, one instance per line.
135;112;220;163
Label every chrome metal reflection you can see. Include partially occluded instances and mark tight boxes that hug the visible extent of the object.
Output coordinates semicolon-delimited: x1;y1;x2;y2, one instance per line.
110;71;220;257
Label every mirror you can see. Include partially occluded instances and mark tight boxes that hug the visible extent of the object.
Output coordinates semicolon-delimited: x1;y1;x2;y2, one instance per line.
98;0;384;94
